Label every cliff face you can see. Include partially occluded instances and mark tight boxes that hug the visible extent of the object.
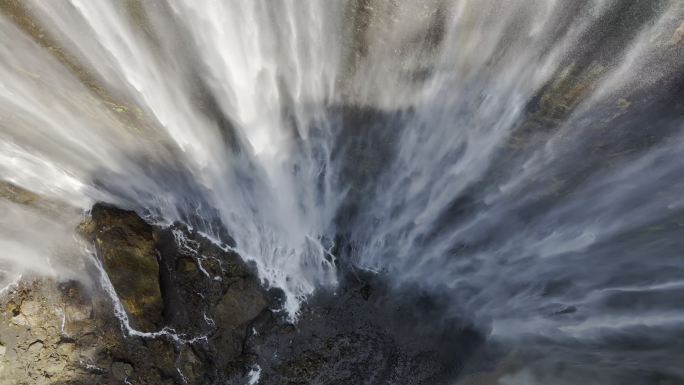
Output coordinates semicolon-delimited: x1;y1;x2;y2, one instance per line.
0;203;269;384
82;204;165;331
0;203;480;385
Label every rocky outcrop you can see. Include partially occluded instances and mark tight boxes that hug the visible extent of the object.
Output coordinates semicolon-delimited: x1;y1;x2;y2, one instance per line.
0;203;482;384
0;204;272;384
244;270;483;385
80;203;164;331
0;277;185;384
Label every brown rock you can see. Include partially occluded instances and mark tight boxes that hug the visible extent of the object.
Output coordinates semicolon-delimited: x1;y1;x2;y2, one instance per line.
214;278;267;329
82;203;164;331
27;340;44;354
111;361;133;380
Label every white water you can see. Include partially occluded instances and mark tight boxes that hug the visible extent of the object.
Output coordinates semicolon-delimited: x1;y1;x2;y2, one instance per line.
1;1;684;383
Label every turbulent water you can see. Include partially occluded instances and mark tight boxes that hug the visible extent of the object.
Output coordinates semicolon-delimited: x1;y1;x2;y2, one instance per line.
1;1;684;384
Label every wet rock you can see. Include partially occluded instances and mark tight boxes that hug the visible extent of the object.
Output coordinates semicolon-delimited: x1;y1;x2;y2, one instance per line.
81;203;164;331
144;339;178;379
246;271;484;385
0;203;481;384
111;361;134;380
214;278;267;330
178;346;204;384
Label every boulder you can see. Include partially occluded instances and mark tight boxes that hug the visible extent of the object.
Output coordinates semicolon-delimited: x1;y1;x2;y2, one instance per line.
177;346;204;384
81;203;164;331
111;361;134;380
214;278;267;330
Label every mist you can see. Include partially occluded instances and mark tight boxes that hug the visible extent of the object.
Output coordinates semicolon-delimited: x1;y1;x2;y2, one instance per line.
1;1;683;383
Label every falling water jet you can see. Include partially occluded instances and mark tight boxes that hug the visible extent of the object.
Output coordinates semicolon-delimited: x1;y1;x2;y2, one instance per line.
1;1;684;384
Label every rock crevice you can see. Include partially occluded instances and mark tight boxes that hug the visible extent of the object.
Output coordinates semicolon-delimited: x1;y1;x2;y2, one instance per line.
0;203;481;384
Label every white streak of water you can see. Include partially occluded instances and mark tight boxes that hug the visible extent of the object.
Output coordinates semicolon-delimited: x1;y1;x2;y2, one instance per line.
1;2;684;382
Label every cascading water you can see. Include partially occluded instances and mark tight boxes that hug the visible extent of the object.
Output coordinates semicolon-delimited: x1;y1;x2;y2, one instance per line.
1;1;683;384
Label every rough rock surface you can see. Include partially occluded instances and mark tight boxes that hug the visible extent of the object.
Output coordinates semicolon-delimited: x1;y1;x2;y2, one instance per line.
0;277;180;384
245;270;483;385
0;203;272;384
80;203;165;331
0;204;481;384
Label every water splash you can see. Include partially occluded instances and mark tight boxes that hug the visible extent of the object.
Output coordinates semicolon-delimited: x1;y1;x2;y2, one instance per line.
247;364;262;385
88;246;209;346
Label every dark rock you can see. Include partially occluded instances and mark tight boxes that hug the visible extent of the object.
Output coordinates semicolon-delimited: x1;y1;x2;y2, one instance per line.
111;361;133;380
1;203;481;384
214;278;267;330
80;203;164;331
248;270;484;385
177;346;204;384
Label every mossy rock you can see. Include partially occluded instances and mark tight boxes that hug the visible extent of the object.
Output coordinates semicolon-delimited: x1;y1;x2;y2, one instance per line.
82;203;163;331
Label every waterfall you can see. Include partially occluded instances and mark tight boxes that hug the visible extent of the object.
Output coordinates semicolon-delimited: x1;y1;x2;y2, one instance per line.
1;1;684;383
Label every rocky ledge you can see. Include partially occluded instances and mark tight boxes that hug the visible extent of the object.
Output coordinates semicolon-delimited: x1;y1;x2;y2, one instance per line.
0;203;482;384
